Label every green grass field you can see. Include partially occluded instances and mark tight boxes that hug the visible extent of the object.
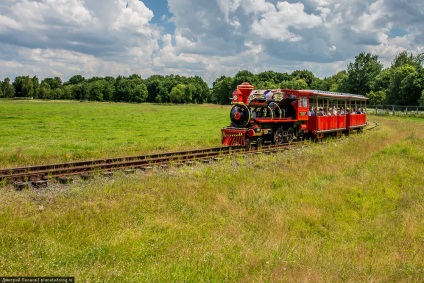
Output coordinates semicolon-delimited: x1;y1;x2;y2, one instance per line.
0;100;229;168
0;100;423;282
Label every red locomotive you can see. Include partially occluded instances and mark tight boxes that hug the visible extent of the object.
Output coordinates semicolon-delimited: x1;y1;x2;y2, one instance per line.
222;82;368;147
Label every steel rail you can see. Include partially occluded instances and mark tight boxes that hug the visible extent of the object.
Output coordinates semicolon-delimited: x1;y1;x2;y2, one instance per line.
2;121;378;188
2;145;287;185
0;146;245;179
366;121;379;130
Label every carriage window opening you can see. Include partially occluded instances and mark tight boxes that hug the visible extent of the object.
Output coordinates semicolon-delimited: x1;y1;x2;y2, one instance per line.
309;98;315;108
298;96;305;107
303;97;308;107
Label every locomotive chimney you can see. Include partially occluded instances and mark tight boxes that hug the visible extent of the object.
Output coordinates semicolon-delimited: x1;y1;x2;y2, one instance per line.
232;82;254;104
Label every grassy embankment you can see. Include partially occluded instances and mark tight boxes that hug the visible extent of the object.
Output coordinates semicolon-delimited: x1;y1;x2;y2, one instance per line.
0;100;423;282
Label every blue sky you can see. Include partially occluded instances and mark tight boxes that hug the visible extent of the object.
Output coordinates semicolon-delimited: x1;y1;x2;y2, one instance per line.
142;0;175;34
0;0;423;85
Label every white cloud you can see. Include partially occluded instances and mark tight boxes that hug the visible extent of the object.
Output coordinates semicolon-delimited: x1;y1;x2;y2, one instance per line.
249;2;322;42
0;0;424;85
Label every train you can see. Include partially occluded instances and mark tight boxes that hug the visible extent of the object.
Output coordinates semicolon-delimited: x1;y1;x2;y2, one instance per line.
221;82;368;147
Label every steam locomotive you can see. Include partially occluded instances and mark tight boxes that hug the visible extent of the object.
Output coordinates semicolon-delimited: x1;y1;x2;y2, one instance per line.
221;82;368;147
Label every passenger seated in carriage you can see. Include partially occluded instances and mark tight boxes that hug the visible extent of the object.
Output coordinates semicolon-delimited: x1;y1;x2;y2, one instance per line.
308;106;315;116
325;107;331;116
332;106;338;116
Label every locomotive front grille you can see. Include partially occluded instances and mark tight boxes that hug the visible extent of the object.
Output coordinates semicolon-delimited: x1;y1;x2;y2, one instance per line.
221;128;247;146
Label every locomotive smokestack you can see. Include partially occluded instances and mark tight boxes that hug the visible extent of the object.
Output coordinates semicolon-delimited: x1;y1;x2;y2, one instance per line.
232;82;254;104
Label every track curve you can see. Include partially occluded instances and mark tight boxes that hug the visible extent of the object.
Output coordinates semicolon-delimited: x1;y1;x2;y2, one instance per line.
2;122;379;189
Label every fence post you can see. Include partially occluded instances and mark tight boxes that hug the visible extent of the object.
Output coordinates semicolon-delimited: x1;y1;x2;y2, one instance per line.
392;105;395;116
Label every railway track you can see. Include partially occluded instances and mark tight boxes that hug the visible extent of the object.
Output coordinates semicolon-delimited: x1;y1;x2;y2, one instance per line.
1;122;379;190
1;145;291;189
366;120;379;130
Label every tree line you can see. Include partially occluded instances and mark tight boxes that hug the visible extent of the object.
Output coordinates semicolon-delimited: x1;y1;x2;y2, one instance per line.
212;51;424;106
1;51;424;106
0;74;210;104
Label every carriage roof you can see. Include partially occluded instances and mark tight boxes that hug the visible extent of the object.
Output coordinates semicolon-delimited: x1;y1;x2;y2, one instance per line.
298;89;368;101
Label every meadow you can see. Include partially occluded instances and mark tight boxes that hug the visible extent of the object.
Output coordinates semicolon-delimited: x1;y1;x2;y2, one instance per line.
0;99;423;282
0;100;229;168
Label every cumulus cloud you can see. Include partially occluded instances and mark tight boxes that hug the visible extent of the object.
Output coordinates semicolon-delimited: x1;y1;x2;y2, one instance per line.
0;0;424;84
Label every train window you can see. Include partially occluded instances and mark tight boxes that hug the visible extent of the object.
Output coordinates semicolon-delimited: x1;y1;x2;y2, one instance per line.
299;96;308;107
303;97;308;107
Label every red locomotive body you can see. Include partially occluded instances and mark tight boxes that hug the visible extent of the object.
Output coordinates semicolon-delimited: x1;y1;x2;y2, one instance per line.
222;82;368;147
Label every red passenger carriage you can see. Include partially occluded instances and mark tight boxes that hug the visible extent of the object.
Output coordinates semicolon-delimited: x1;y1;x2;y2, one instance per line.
222;82;368;147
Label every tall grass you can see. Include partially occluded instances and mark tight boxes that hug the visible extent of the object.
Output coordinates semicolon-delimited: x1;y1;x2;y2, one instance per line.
0;108;423;281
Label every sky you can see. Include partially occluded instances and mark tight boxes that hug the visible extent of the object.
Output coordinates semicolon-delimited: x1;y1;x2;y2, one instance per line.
0;0;423;85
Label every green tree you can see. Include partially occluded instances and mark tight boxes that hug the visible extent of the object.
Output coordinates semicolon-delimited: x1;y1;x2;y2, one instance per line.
392;51;424;70
131;83;148;103
67;75;85;85
13;76;35;97
183;83;195;103
309;77;323;90
89;80;105;101
371;68;391;93
291;70;316;87
339;52;383;95
231;70;256;90
2;78;15;98
418;90;424;106
42;77;62;89
316;71;347;91
280;79;308;90
62;85;74;100
114;75;147;103
367;90;386;105
255;80;279;90
387;65;423;105
169;84;185;103
32;76;40;98
40;77;62;99
146;76;164;102
39;81;52;99
52;88;64;99
211;76;233;105
103;79;115;102
256;70;290;88
188;76;209;103
72;82;90;100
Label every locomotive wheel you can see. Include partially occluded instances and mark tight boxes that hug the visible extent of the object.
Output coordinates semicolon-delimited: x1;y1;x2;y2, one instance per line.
273;128;284;144
245;139;252;150
256;137;263;148
286;127;295;143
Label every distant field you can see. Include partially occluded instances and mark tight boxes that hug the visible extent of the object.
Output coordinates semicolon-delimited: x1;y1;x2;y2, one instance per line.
0;102;423;281
0;99;229;168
